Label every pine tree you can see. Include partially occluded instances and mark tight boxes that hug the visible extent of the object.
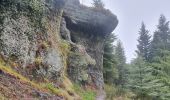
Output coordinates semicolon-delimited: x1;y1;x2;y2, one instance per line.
136;22;151;61
147;53;170;100
126;15;170;100
115;41;127;87
139;15;170;100
103;33;118;84
150;14;170;60
127;57;152;99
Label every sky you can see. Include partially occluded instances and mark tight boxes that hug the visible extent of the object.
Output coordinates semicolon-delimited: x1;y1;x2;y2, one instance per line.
81;0;170;63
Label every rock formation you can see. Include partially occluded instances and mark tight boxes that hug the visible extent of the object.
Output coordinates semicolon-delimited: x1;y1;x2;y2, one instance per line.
63;0;118;89
0;0;118;93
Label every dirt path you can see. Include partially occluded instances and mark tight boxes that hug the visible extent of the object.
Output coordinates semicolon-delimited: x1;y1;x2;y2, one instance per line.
96;91;106;100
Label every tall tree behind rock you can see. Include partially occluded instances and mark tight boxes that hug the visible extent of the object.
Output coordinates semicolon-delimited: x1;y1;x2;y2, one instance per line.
103;33;118;84
115;40;127;87
150;14;170;60
136;22;151;62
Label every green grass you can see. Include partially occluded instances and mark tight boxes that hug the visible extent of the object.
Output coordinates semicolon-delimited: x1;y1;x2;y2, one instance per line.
42;83;60;94
0;59;73;99
73;84;96;100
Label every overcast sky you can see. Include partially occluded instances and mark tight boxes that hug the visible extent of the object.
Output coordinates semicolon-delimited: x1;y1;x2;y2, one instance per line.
82;0;170;62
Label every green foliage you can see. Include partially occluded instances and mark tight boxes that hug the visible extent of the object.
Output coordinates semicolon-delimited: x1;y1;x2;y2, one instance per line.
150;14;170;60
44;83;60;94
147;54;170;100
126;15;170;100
145;15;170;99
73;84;96;100
115;41;127;87
103;33;118;84
136;22;151;62
127;57;152;99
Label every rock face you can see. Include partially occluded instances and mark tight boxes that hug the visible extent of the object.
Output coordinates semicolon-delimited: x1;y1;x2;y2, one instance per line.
64;0;118;88
0;0;118;89
0;0;66;81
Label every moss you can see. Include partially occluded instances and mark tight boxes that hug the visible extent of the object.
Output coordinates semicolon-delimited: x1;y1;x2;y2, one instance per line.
41;82;77;100
35;57;43;66
58;40;71;74
0;94;8;100
0;59;77;99
68;51;95;67
59;40;71;56
0;94;7;100
0;62;44;91
41;41;50;49
43;83;61;94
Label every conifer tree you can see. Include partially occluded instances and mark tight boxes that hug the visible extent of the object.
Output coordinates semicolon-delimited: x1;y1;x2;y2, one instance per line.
127;57;152;99
127;15;170;100
136;22;151;61
137;15;170;100
147;53;170;100
103;33;118;84
115;41;127;87
150;14;170;60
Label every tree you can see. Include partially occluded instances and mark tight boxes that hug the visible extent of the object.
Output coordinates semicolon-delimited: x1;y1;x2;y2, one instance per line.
150;14;170;60
127;57;152;100
125;15;170;100
136;22;151;62
115;40;127;87
103;33;118;84
147;53;170;100
92;0;104;9
129;15;170;100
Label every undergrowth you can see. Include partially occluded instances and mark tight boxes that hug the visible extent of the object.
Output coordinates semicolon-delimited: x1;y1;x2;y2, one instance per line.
73;84;96;100
105;84;134;100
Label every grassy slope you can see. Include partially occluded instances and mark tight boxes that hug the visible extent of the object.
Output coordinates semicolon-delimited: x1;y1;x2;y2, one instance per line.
0;58;80;100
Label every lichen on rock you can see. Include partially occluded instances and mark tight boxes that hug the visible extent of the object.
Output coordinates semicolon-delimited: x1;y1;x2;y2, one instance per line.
67;43;96;83
0;0;67;81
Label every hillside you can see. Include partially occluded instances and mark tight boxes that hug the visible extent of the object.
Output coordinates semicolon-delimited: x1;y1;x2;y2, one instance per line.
0;0;118;99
